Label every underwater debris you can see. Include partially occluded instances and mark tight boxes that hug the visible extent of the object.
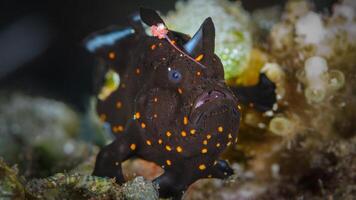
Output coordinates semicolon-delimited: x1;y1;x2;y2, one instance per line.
165;0;252;80
0;159;25;200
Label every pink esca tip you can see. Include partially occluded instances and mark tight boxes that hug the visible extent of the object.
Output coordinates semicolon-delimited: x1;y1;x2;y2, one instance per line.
151;23;168;39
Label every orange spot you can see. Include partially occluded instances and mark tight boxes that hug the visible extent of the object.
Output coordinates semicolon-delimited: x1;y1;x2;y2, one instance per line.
181;131;187;137
218;126;223;133
227;141;232;146
199;164;206;170
166;160;172;166
153;114;158;118
130;143;136;151
171;40;176;45
190;129;196;135
112;126;117;132
201;148;208;154
203;140;208;145
165;145;172;151
112;125;123;133
228;133;232;139
176;146;183;153
141;123;146;129
178;88;183;94
154;97;158;102
116;101;122;109
158;139;163;144
99;114;107;122
146;140;152;145
216;143;221;147
196;71;201;76
166;131;172;137
195;54;204;62
108;51;116;60
135;68;141;75
151;44;156;50
183;116;188;125
206;134;212;139
134;112;141;119
237;104;242;110
117;125;124;132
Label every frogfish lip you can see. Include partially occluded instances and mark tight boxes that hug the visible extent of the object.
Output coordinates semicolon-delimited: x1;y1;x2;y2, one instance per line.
190;90;238;125
193;90;234;110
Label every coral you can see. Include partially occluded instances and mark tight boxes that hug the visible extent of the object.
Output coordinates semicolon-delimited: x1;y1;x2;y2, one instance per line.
233;49;268;86
265;0;356;140
183;137;356;200
251;6;282;45
180;0;356;199
261;62;286;98
0;158;159;200
268;116;294;137
0;159;25;200
165;0;252;81
26;174;158;200
120;177;159;200
0;93;105;178
269;0;356;71
27;173;118;199
26;173;120;199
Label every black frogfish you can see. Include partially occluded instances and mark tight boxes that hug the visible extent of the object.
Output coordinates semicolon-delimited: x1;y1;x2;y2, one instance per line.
84;8;275;199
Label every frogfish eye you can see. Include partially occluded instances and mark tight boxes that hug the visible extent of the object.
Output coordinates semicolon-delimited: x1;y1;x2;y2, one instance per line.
168;69;182;83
